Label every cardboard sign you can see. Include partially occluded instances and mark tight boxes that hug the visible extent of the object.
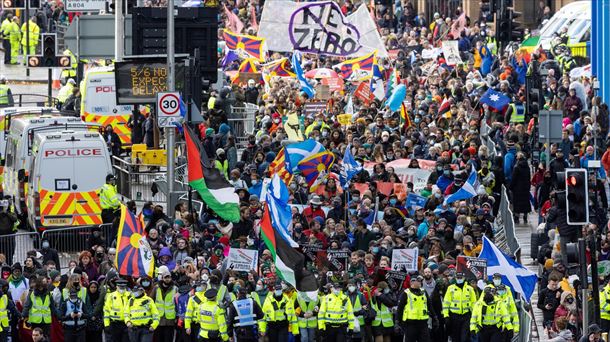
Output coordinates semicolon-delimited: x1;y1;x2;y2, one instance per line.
386;270;407;291
227;248;258;272
441;40;462;66
391;249;418;272
456;256;487;281
354;81;373;104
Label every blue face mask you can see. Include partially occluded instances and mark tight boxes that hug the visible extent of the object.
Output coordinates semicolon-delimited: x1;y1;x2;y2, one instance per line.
456;278;464;284
443;170;450;176
389;199;397;206
372;247;380;254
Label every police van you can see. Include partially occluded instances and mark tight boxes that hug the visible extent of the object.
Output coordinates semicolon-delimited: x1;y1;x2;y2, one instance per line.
0;107;62;159
3;116;99;227
80;66;133;144
26;130;112;229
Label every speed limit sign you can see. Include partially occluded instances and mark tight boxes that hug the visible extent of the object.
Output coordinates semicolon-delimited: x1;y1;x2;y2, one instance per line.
156;92;181;128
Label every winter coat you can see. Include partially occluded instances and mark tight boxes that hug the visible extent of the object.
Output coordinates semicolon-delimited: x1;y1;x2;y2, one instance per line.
510;160;532;214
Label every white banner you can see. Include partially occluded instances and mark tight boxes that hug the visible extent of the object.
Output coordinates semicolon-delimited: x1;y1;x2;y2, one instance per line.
441;41;462;66
391;248;418;272
258;1;388;58
227;248;259;272
364;159;434;191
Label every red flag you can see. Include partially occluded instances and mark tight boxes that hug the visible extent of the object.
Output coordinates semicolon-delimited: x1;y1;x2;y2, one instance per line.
450;13;466;38
223;4;244;34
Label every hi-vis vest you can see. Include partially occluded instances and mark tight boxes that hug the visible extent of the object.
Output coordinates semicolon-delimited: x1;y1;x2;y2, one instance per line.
509;103;525;123
0;294;9;327
232;298;257;327
402;289;428;321
601;285;610;320
297;297;317;328
62;287;87;302
0;85;9;105
155;287;177;320
371;297;394;327
349;293;364;326
64;299;86;327
29;293;52;324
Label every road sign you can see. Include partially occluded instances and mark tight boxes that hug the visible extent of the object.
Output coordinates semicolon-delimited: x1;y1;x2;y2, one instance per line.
65;0;105;12
156;92;181;128
64;15;133;59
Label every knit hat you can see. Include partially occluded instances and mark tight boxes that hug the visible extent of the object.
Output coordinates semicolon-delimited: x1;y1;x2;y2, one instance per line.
49;270;60;280
544;259;554;270
205;128;214;137
158;265;171;278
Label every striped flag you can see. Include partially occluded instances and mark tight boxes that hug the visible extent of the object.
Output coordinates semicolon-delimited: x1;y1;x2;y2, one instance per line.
115;205;154;278
338;51;375;80
268;148;293;185
222;29;265;61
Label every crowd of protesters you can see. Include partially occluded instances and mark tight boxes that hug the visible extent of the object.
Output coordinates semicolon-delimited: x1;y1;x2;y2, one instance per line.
0;1;609;342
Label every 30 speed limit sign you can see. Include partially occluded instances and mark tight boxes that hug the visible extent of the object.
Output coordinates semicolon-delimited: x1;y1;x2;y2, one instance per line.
156;92;181;128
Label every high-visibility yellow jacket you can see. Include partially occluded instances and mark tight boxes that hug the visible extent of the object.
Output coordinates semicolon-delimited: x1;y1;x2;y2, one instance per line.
470;299;512;333
442;283;477;317
318;291;355;330
103;290;129;327
260;294;297;334
124;294;159;329
20;20;39;45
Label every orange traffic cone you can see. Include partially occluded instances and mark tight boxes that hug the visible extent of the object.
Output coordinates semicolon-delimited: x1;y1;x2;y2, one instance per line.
52;69;61;90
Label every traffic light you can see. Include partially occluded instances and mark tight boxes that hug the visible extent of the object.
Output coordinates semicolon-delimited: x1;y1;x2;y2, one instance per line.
42;35;56;67
528;88;541;116
565;169;589;225
496;14;511;43
509;10;524;42
2;0;39;8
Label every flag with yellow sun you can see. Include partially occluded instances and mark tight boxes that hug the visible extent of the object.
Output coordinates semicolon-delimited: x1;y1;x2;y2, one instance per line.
297;151;335;192
115;205;154;278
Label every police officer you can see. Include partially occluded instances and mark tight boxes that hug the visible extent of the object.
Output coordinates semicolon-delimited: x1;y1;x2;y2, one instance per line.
185;280;208;342
470;285;512;342
442;272;476;342
57;78;76;106
22;276;59;339
294;288;319;342
600;280;610;334
0;14;12;64
0;278;20;342
260;283;297;342
104;278;130;342
100;173;121;224
61;288;90;342
0;76;13;107
154;266;177;341
195;288;229;342
20;15;39;57
125;283;159;342
227;286;264;342
496;284;519;342
7;17;19;65
318;281;355;342
397;275;438;342
61;49;78;82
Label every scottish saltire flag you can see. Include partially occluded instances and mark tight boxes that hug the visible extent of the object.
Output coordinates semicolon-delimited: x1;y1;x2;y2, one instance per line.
115;205;154;278
480;88;510;111
444;166;479;205
479;236;537;302
370;57;385;100
266;174;298;247
291;53;315;99
285;139;326;173
222;29;265;61
340;145;362;189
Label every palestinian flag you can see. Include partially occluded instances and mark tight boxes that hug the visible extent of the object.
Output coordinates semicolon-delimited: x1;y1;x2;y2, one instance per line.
183;124;240;222
260;201;318;298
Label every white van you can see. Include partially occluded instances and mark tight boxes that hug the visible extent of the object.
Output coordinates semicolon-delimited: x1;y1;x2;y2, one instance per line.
27;130;112;229
3;116;96;221
0;107;61;160
80;66;134;144
536;1;590;50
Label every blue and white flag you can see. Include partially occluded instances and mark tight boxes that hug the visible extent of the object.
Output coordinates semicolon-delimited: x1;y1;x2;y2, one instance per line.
370;59;385;101
285;139;326;173
406;193;427;216
480;88;510;111
339;145;363;189
291;53;315;99
444;166;478;205
479;236;537;302
266;174;298;248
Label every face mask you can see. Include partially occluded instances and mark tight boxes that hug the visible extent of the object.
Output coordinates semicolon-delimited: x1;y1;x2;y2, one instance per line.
332;289;340;295
414;118;421;124
274;119;280;124
251;180;258;185
348;285;356;293
498;290;506;296
234;285;241;293
196;286;204;292
352;195;360;202
42;242;50;249
493;279;501;286
383;288;390;294
73;282;80;288
141;281;151;288
289;183;297;190
443;170;450;176
435;193;442;198
274;290;283;297
372;227;380;234
202;274;209;282
389;199;397;206
118;288;126;294
456;278;464;284
382;136;389;142
372;247;380;254
256;284;264;291
322;131;329;137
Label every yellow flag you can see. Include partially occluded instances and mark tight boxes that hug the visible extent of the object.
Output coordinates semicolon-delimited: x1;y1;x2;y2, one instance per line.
285;113;303;141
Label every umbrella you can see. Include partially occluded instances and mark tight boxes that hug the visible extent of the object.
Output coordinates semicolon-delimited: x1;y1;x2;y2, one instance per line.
304;68;339;79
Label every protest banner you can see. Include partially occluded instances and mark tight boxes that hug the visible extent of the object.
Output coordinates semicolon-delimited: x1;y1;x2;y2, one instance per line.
441;41;462;66
321;77;344;92
227;248;258;272
364;159;434;190
354;81;373;104
406;193;427;215
258;1;388;57
303;102;328;116
391;249;418;272
327;250;350;271
456;256;487;281
386;270;408;291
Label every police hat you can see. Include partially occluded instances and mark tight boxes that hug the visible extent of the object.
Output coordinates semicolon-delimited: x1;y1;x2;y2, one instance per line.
455;272;465;278
115;278;128;287
106;174;116;182
205;289;218;300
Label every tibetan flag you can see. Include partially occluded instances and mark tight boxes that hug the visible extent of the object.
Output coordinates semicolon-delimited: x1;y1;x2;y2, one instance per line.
285;139;326;173
297;151;335;192
268;148;294;185
267;58;295;78
183;124;240;222
115;205;154;278
222;29;265;61
260;201;318;299
232;58;259;84
339;51;375;80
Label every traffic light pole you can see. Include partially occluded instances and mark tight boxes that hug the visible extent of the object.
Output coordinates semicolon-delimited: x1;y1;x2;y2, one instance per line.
25;0;30;77
589;229;601;324
166;0;175;212
114;0;123;62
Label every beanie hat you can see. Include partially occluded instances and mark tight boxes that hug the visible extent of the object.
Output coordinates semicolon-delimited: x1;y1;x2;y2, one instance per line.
544;259;554;270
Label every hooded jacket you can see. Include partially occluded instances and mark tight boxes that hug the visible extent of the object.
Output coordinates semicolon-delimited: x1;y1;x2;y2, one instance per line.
159;247;176;271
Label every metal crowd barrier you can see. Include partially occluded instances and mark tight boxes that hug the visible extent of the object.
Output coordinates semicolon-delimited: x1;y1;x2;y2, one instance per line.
229;103;257;140
112;156;168;204
0;232;40;266
40;224;114;269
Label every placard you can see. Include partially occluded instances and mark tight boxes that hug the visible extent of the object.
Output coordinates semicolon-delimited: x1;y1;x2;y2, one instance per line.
391;248;418;272
227;248;258;272
441;41;462;66
327;250;349;272
385;270;407;291
302;102;327;116
354;81;373;104
456;256;487;281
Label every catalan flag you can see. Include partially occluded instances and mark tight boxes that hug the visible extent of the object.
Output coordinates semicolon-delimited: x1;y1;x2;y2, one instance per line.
339;51;375;80
223;29;265;61
268;148;293;185
297;151;335;192
115;205;154;278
